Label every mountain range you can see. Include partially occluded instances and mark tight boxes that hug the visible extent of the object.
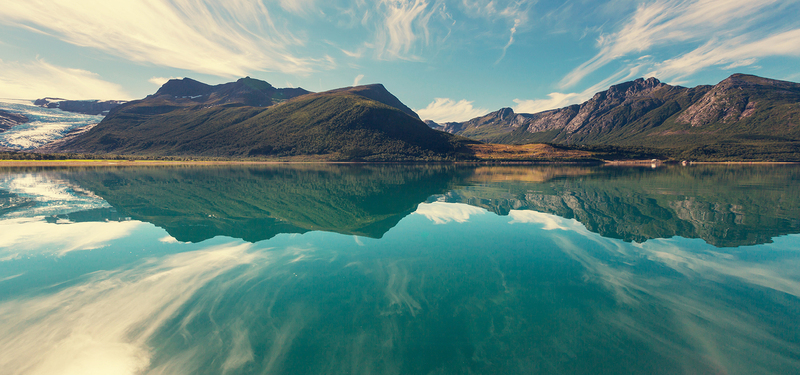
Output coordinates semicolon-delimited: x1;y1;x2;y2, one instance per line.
54;77;474;161
431;74;800;160
3;73;798;161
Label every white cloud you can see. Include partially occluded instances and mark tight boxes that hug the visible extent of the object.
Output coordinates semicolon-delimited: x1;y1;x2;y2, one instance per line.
353;74;365;86
0;218;144;259
508;210;573;230
0;0;321;77
559;0;785;88
415;98;489;122
148;76;180;86
158;236;180;244
413;202;486;224
0;59;130;100
513;92;584;114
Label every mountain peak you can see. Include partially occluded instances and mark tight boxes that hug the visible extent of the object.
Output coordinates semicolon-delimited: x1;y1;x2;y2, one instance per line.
321;84;420;119
607;77;663;95
154;78;213;98
496;107;515;120
235;76;275;91
720;73;800;91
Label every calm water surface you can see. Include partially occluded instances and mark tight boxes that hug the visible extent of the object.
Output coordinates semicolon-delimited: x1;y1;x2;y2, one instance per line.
1;164;799;374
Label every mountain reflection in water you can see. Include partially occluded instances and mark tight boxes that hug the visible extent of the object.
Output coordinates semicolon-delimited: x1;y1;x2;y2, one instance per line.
37;164;800;247
0;164;799;375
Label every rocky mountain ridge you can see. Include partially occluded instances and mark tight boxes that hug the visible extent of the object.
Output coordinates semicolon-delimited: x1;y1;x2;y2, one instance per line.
438;74;800;159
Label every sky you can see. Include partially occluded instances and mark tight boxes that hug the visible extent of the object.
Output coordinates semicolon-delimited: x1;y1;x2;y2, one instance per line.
1;0;799;123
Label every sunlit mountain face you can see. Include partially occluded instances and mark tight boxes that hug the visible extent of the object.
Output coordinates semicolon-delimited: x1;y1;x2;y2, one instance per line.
1;164;800;374
0;100;104;150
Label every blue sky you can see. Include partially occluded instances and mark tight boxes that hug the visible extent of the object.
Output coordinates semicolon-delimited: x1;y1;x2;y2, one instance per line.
1;0;799;122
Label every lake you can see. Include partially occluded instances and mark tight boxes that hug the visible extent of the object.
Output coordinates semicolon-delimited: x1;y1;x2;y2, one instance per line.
1;164;799;374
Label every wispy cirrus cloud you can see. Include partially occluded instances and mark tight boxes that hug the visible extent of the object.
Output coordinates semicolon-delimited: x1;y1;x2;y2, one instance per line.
370;0;441;60
353;74;365;86
0;243;258;374
496;18;522;64
646;28;800;80
415;98;489;122
460;0;533;63
0;59;130;100
559;0;790;89
361;0;534;62
0;0;323;77
278;0;320;15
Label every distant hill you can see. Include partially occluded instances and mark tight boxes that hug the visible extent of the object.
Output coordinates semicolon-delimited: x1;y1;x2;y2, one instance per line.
34;98;127;115
151;76;311;107
56;77;473;161
439;74;800;161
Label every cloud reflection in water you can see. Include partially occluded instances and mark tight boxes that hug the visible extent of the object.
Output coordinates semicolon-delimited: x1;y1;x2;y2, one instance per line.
0;202;799;374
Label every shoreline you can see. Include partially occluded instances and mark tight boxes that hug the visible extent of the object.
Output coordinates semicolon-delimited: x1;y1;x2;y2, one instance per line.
1;159;798;167
0;160;297;167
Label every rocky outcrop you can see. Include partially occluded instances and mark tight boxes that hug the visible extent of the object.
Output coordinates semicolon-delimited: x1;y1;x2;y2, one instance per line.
0;109;28;132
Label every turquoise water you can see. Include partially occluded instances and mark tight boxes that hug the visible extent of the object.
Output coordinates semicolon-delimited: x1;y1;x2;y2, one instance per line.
1;164;799;374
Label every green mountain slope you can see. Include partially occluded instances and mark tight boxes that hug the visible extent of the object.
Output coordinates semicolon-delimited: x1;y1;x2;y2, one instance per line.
441;74;800;160
58;78;472;161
